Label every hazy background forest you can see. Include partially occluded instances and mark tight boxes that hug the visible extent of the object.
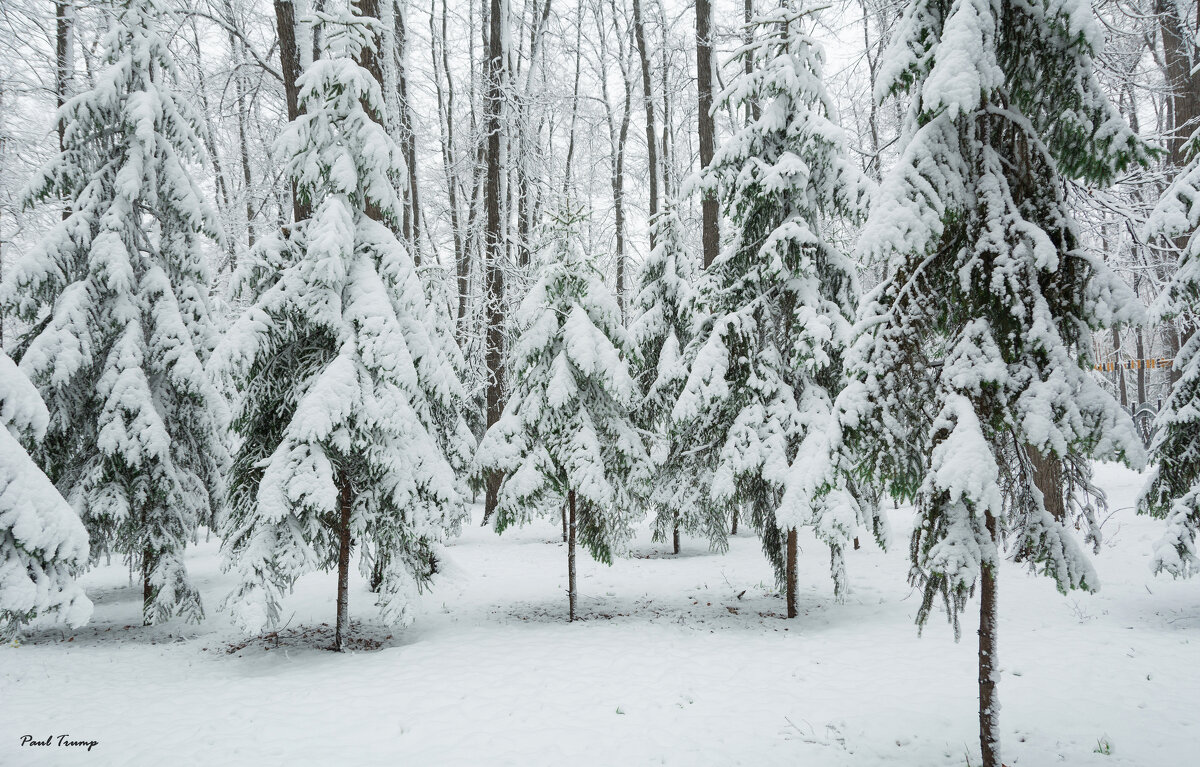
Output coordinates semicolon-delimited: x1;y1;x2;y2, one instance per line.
2;0;1193;417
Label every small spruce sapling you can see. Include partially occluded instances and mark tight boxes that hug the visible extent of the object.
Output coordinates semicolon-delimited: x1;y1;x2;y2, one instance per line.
476;233;651;621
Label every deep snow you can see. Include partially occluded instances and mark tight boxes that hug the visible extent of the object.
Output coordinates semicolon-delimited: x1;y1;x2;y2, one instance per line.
2;462;1196;766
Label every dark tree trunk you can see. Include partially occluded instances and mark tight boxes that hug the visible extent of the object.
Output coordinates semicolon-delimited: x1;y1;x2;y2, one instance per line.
673;511;680;554
223;0;256;252
786;527;797;618
1158;0;1200;381
273;0;308;222
695;0;719;269
483;0;507;521
659;0;672;196
614;70;632;318
1029;446;1065;521
979;510;1000;767
142;545;153;626
568;490;578;622
731;508;738;535
335;477;353;651
55;1;73;154
632;0;658;246
1113;326;1128;409
431;0;467;334
394;3;423;262
1136;326;1147;406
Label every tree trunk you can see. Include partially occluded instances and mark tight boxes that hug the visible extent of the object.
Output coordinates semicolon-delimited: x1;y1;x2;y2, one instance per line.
696;0;719;269
142;545;153;626
55;1;74;152
614;68;632;318
786;527;797;619
632;0;658;246
561;0;584;202
432;0;467;334
731;508;738;535
1136;325;1147;406
335;477;353;651
483;0;507;522
561;504;568;542
1113;326;1128;409
673;511;680;554
274;0;308;222
568;489;578;622
394;3;423;262
979;510;1000;767
1028;445;1065;521
223;0;256;252
1158;0;1200;383
743;0;757;122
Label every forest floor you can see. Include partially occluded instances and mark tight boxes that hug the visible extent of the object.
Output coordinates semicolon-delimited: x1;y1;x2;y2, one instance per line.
2;462;1196;766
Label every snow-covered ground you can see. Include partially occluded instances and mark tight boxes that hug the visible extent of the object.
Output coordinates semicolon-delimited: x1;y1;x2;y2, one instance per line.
2;462;1195;766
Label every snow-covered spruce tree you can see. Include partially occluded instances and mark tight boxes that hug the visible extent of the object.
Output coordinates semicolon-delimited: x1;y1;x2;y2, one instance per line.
416;273;477;537
841;0;1151;763
216;5;460;651
630;201;709;553
1;352;93;639
1140;129;1200;578
673;4;876;617
0;0;226;625
476;236;651;622
366;267;475;591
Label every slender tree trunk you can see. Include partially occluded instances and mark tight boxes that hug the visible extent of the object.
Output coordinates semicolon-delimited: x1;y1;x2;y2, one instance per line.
743;0;757;121
632;0;658;246
274;0;308;222
394;3;423;262
223;0;256;252
483;0;507;521
432;0;467;334
142;544;153;626
731;508;738;535
568;489;578;622
659;0;672;196
786;527;797;618
672;514;680;554
561;0;585;202
979;510;1000;767
614;67;633;318
1113;326;1128;409
696;0;718;268
335;477;353;651
1136;325;1147;406
55;0;74;155
561;504;568;542
190;20;236;269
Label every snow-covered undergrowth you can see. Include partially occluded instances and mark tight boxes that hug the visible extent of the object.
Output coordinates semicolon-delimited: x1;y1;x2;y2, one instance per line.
2;462;1195;766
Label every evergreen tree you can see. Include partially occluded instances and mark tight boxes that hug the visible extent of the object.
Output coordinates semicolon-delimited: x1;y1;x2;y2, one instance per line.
673;3;875;614
476;236;651;622
0;0;226;625
630;201;709;552
415;273;477;537
842;0;1150;763
1;352;93;639
1141;128;1200;578
216;6;460;650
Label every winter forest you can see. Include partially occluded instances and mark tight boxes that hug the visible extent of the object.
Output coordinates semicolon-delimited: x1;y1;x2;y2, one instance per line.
0;0;1197;764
